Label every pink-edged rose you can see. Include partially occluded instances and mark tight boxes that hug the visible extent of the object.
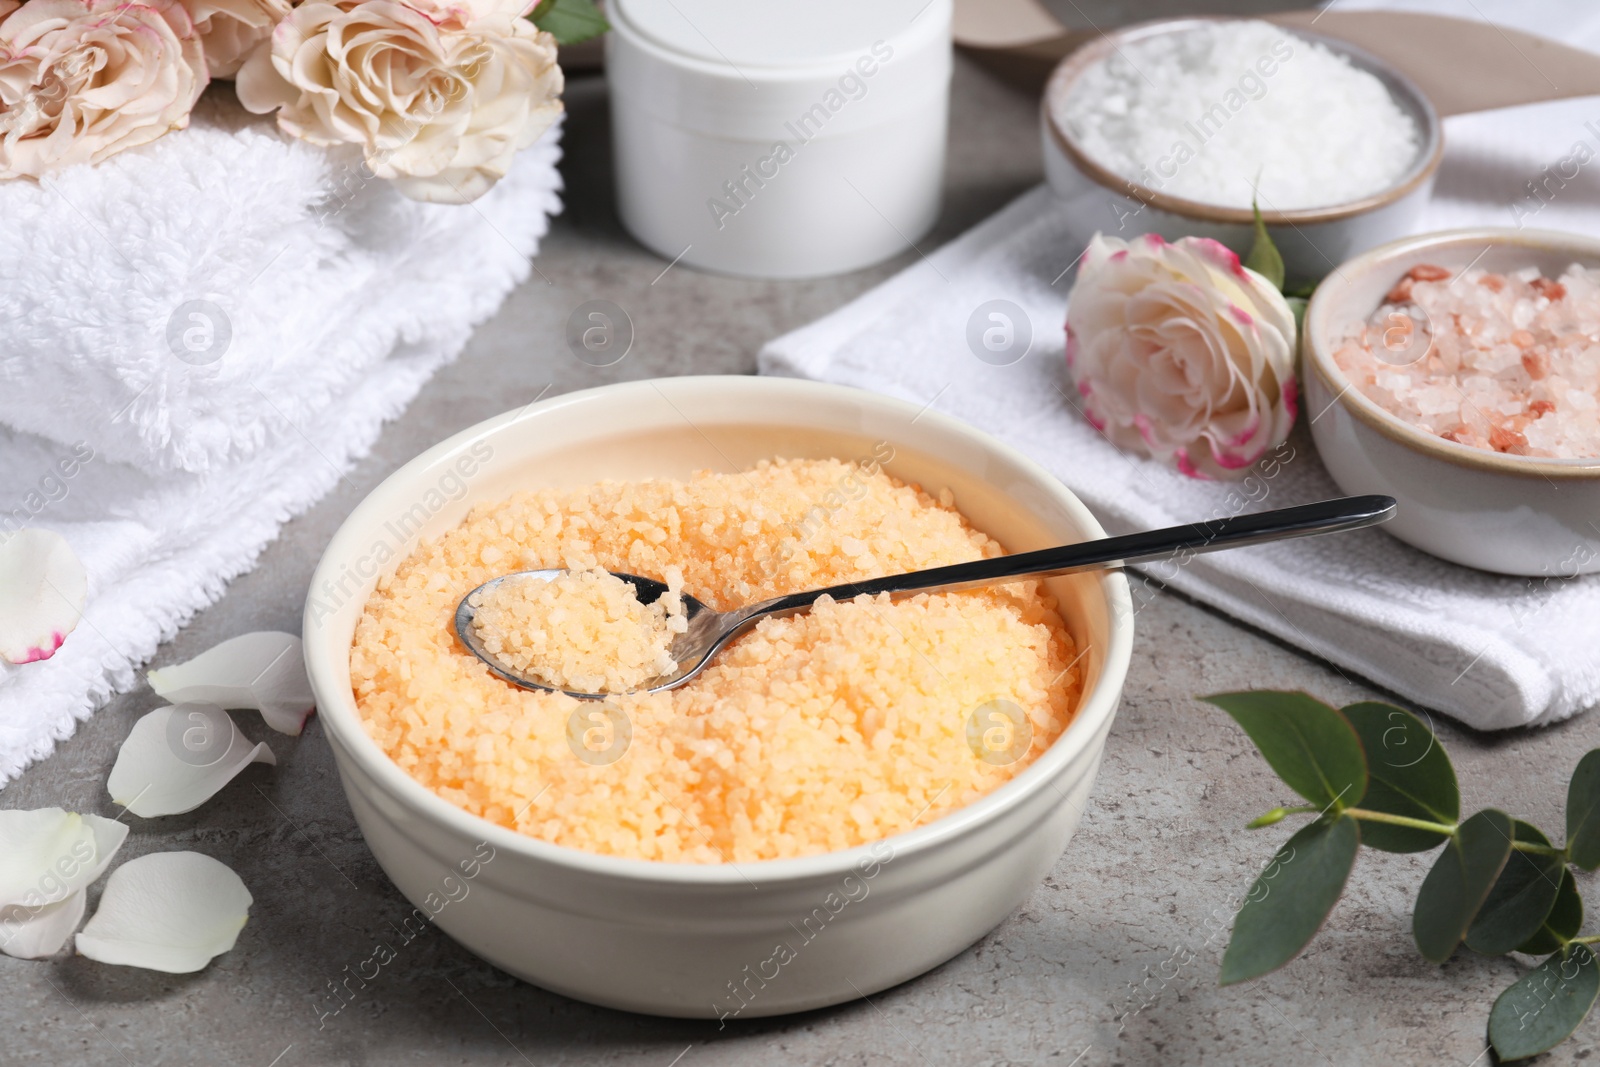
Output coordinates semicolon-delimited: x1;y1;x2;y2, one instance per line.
1065;233;1298;480
234;0;563;204
179;0;292;78
0;0;208;179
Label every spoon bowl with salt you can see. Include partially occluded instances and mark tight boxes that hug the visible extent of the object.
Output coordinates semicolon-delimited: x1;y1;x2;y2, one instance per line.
456;495;1396;699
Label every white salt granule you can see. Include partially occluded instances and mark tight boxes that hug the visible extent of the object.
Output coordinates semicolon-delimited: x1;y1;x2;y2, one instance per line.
1053;20;1420;210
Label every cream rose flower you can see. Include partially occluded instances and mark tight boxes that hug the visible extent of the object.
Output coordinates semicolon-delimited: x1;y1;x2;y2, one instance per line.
0;0;207;180
179;0;292;78
1065;233;1298;480
235;0;562;204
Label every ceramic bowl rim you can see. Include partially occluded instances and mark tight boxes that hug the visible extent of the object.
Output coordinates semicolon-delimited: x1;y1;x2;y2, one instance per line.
303;376;1135;889
1302;227;1600;480
1040;15;1445;225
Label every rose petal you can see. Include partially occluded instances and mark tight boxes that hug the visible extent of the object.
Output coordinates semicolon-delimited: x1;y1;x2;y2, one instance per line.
75;852;251;973
0;808;127;960
147;632;315;735
0;808;127;910
0;891;87;960
0;529;88;664
107;704;276;818
1175;448;1213;480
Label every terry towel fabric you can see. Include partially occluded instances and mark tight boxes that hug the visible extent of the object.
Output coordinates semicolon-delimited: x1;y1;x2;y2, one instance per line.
760;95;1600;732
0;98;563;786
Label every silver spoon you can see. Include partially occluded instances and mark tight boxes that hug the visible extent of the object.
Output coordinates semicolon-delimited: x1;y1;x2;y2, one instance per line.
455;495;1396;699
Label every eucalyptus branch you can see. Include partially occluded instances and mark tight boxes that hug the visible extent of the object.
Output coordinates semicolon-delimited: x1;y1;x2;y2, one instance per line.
1205;691;1600;1062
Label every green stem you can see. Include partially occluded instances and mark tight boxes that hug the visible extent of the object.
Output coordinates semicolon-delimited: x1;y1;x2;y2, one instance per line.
1574;936;1600;946
1346;809;1567;857
1344;808;1457;835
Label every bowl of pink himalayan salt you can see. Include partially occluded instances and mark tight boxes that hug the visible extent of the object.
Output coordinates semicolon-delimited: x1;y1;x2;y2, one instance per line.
300;376;1134;1017
1303;228;1600;576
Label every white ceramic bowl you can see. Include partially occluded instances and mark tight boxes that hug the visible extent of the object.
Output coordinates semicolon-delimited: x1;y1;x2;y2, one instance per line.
1040;17;1442;286
1303;228;1600;576
302;376;1133;1018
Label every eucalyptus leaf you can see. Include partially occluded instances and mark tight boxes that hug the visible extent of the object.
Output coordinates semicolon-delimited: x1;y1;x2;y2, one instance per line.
1516;868;1583;957
1567;749;1600;870
1414;808;1515;963
1243;202;1285;291
1342;702;1458;853
1220;815;1360;986
1205;691;1367;810
529;0;609;44
1466;821;1566;956
1489;944;1600;1061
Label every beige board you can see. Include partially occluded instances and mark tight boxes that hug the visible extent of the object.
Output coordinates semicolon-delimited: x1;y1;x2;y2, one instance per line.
953;0;1600;115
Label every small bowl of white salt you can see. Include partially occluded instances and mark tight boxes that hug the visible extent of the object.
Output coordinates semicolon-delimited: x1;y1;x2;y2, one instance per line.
1302;227;1600;577
1042;17;1442;286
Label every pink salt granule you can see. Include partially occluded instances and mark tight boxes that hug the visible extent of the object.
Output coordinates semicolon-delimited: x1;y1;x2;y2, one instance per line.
1332;262;1600;458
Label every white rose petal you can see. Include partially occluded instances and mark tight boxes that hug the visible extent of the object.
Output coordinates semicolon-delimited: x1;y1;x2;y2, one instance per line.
147;632;315;735
0;808;128;960
107;704;275;818
2;892;87;960
0;529;88;664
0;808;127;907
75;852;252;973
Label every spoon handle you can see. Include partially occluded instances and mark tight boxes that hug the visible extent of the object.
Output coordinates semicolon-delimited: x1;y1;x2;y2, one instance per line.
742;495;1396;621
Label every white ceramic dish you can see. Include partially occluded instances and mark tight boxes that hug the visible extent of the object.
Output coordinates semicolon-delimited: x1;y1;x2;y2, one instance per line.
302;376;1134;1018
1040;17;1442;285
1303;228;1600;576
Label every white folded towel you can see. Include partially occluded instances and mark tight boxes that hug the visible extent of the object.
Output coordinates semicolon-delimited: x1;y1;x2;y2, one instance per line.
0;94;557;476
0;102;562;787
760;92;1600;732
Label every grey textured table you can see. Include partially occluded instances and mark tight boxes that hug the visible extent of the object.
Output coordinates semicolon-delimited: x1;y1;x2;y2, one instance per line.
6;50;1598;1067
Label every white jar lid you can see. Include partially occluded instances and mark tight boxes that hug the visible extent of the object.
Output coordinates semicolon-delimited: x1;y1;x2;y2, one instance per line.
613;0;936;69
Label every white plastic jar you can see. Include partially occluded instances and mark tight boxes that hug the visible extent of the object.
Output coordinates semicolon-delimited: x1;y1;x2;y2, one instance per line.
607;0;952;279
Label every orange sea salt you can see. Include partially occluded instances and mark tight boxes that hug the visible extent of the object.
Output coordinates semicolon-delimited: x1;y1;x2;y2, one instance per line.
350;458;1082;863
470;567;686;693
